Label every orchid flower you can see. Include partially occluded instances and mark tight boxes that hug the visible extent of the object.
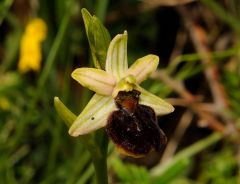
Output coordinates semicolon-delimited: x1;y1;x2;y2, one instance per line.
69;31;174;137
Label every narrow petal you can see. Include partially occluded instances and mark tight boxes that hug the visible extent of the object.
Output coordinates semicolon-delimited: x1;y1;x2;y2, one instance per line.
105;31;128;80
72;68;116;96
137;86;174;115
126;54;159;84
69;94;116;136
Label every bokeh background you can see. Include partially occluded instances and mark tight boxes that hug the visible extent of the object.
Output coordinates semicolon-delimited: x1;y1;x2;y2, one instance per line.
0;0;240;183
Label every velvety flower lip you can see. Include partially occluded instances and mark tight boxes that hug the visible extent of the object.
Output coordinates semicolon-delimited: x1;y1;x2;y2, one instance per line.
69;31;174;137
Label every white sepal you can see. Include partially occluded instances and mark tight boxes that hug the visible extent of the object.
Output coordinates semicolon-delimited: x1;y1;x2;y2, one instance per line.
69;94;116;136
71;68;116;96
126;54;159;84
137;86;174;115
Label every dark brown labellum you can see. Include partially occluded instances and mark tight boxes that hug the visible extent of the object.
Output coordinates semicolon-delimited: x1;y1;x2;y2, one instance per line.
106;90;167;157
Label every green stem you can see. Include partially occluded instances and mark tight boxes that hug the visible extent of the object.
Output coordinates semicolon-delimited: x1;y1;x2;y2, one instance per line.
76;164;94;184
93;156;108;184
95;0;109;21
35;7;72;103
91;129;109;184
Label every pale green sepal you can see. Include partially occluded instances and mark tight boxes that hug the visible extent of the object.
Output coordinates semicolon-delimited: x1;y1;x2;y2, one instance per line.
69;94;116;136
105;31;128;80
54;97;102;158
54;97;77;127
71;68;116;96
126;54;159;84
137;86;174;115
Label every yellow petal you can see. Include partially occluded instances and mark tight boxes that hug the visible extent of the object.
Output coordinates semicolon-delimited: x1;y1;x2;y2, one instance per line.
126;54;159;84
105;31;128;80
71;68;116;96
69;94;116;136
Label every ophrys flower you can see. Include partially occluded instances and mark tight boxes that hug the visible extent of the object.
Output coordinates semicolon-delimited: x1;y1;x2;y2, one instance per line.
70;31;174;157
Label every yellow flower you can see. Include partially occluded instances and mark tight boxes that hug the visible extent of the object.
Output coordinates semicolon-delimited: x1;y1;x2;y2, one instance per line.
18;18;47;73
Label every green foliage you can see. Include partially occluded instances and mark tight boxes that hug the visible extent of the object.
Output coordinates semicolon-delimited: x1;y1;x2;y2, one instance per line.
110;157;151;184
198;148;238;184
152;158;191;184
222;69;240;117
0;0;240;183
54;97;76;127
202;0;240;32
0;72;22;95
0;0;13;25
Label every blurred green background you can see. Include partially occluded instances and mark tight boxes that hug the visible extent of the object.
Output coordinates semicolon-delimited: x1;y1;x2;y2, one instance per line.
0;0;240;183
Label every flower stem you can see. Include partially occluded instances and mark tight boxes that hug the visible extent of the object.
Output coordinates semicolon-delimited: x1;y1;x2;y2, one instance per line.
93;156;108;184
92;129;109;184
95;0;109;22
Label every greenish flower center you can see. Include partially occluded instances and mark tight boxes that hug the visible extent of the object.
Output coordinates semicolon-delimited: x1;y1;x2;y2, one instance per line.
112;75;137;98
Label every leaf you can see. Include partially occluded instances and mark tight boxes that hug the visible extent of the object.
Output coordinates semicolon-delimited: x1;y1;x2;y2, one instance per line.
81;8;93;37
92;16;111;69
81;8;99;68
54;97;76;127
81;8;111;69
110;157;151;184
152;158;191;184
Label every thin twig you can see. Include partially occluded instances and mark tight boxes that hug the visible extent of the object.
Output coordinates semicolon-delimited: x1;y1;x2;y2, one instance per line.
151;71;196;102
161;110;193;163
151;70;226;132
169;29;187;62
